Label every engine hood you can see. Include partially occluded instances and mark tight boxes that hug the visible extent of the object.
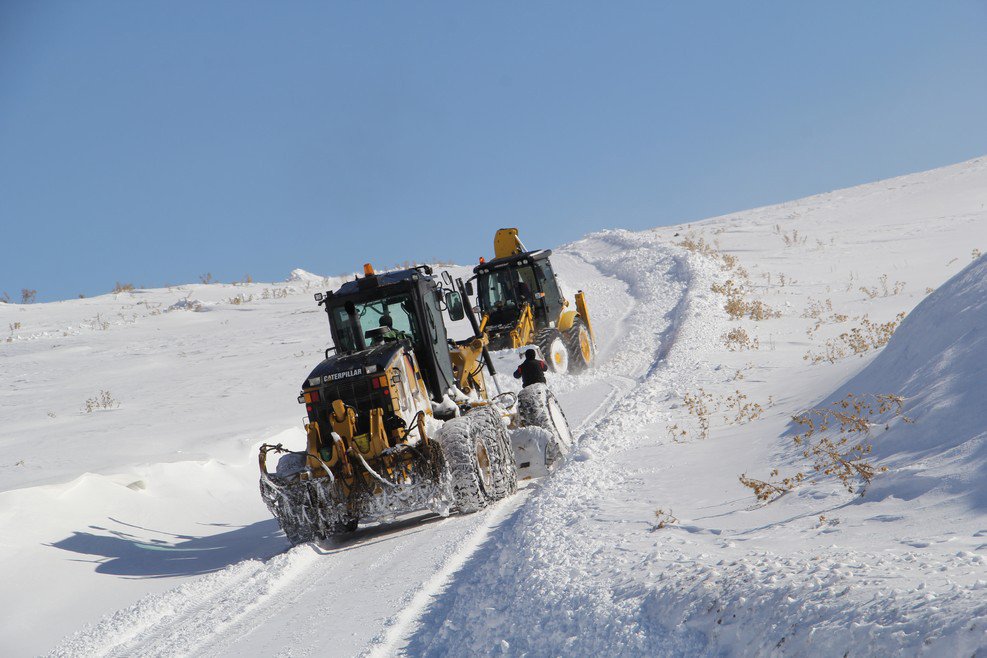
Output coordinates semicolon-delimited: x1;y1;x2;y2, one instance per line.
303;342;406;388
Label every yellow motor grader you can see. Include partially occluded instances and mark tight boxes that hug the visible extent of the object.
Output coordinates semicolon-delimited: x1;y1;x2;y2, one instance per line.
258;264;573;545
466;228;597;373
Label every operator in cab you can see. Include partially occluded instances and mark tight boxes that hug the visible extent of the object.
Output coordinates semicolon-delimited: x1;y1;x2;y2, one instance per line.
373;314;409;344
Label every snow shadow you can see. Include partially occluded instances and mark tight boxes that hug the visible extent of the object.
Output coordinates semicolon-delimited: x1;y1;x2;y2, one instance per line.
48;517;286;578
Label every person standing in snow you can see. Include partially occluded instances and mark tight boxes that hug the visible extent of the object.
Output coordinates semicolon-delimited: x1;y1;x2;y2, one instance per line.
513;348;547;387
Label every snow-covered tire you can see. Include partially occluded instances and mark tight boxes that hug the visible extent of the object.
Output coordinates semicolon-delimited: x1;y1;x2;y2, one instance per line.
563;317;594;372
435;406;517;513
517;383;574;467
467;405;517;500
535;327;569;374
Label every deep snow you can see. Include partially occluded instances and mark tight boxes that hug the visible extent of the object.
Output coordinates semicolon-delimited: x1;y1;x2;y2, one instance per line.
2;156;986;656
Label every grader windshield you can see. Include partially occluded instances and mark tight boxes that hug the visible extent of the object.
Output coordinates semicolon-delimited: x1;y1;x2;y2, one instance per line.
330;293;420;353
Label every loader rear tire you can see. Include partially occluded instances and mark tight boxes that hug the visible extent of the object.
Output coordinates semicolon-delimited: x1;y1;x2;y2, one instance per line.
535;327;569;374
435;406;517;513
518;383;574;467
563;317;594;372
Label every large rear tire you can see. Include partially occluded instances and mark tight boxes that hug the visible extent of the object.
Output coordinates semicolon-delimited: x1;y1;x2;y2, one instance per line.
517;383;575;467
435;406;517;513
535;327;569;374
563;317;594;372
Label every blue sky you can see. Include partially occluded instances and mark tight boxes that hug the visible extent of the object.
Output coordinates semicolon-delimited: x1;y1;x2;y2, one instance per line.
2;1;986;302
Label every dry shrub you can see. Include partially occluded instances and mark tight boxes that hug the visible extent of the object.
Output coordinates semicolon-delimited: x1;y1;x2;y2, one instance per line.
774;224;808;247
651;508;679;531
199;273;215;284
724;389;765;424
740;393;907;502
21;288;37;304
803;298;850;338
973;248;982;260
112;282;135;293
722;327;759;351
925;287;935;294
683;389;716;440
804;312;906;364
859;274;905;299
678;234;720;259
86;313;110;331
711;279;781;320
228;293;254;305
83;390;119;413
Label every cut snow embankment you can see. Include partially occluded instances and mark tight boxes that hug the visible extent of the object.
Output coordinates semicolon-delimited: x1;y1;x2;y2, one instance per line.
401;157;987;657
830;255;987;508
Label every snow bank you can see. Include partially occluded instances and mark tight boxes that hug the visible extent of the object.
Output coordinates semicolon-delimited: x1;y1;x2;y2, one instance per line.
286;268;328;283
829;256;987;507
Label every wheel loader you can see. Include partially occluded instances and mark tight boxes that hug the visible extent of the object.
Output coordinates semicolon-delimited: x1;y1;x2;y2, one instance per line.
258;263;573;545
466;228;597;373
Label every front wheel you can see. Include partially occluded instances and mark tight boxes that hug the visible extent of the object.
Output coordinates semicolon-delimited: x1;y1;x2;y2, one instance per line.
535;328;569;374
435;406;517;513
517;384;574;467
563;317;594;372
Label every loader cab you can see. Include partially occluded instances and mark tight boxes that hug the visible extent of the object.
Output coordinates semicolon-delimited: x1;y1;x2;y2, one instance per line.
319;266;457;402
473;250;565;329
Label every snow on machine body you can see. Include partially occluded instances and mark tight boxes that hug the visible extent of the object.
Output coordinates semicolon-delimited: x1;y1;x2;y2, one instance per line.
258;263;573;545
468;228;597;374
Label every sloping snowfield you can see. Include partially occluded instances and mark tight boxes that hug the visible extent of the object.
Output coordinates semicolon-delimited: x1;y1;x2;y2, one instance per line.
2;157;986;656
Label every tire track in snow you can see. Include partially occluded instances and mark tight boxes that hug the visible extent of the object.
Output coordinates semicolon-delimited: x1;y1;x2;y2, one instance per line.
398;231;723;656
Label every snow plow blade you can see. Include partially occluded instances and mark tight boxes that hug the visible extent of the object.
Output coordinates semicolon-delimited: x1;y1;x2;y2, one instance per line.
258;441;452;545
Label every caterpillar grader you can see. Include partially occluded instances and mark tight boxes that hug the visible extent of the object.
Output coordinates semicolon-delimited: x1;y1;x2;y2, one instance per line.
467;228;597;374
258;263;574;545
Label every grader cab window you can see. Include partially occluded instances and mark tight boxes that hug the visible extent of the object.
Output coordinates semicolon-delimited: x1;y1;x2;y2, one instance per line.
331;294;419;352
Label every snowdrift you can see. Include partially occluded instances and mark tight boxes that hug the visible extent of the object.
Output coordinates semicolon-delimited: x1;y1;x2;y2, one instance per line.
829;256;987;507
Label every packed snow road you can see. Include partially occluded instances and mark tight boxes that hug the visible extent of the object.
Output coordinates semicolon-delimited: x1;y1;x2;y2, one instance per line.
47;248;667;656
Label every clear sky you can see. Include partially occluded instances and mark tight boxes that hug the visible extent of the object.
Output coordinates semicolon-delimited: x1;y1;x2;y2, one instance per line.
2;1;986;302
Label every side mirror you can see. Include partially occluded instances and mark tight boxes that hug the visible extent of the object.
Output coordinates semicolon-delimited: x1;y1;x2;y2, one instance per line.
441;270;453;287
445;291;465;322
314;292;324;302
464;281;474;296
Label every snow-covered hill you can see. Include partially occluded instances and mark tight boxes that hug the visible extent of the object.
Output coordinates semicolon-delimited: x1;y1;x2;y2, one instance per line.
3;157;986;656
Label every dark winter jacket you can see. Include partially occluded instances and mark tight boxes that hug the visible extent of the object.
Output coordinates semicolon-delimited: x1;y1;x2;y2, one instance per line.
513;356;548;387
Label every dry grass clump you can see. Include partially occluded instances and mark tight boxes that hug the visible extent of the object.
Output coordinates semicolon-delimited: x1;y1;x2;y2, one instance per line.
722;327;759;351
724;389;767;424
711;279;781;320
973;248;982;260
112;282;135;293
83;390;119;413
804;312;906;364
677;234;720;259
677;232;750;281
85;313;110;331
683;389;716;440
676;387;770;441
774;224;808;247
261;288;291;300
740;393;907;502
803;297;850;338
859;274;905;299
651;508;679;531
228;293;254;305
